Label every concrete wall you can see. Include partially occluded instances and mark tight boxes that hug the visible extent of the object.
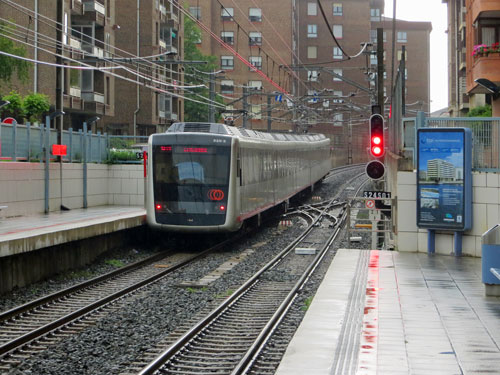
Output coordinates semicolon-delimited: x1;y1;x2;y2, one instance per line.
397;171;498;257
0;163;144;218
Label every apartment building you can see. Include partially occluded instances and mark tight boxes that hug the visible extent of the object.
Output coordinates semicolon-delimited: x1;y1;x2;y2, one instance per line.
465;0;500;117
443;0;469;116
0;0;118;131
186;0;295;132
107;0;183;136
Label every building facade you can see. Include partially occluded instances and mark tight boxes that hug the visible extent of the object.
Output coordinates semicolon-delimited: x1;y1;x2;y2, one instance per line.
107;0;183;136
186;0;295;132
0;0;182;136
465;0;500;117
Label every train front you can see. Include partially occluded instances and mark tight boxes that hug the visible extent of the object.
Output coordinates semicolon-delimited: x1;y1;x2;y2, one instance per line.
147;132;237;232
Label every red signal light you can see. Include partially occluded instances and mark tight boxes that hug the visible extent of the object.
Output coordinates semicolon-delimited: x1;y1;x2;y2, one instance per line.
219;205;226;211
369;114;385;158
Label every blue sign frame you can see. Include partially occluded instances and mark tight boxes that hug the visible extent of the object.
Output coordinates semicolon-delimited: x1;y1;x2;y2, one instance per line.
416;128;472;231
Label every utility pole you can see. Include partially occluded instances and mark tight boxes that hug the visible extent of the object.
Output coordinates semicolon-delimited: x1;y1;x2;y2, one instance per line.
56;0;64;138
242;86;248;129
377;28;384;115
209;70;215;123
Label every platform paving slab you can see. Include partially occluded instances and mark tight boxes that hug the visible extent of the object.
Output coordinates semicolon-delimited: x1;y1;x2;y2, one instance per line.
276;249;500;375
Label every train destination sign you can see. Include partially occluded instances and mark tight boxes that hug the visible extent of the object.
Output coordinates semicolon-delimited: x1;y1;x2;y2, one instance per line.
416;128;472;231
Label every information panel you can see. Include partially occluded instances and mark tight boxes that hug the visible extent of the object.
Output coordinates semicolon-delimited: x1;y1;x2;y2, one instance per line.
416;128;472;230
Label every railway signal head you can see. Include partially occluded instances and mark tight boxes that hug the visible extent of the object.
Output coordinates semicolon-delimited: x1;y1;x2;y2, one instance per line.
369;114;385;158
365;159;386;180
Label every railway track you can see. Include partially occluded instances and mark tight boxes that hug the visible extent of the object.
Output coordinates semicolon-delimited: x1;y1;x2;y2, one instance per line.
0;165;367;374
132;172;367;375
0;234;245;373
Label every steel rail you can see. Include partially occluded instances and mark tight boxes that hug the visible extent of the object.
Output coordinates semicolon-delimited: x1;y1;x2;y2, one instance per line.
0;233;245;357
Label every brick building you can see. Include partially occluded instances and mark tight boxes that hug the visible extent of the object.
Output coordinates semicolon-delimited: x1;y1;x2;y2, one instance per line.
186;0;295;132
0;0;182;136
444;0;500;117
0;0;118;131
107;0;183;136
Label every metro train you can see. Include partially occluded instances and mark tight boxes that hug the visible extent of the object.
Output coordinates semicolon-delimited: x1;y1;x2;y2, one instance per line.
146;122;331;232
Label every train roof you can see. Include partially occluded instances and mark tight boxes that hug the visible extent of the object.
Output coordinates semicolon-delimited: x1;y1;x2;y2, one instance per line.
166;122;327;143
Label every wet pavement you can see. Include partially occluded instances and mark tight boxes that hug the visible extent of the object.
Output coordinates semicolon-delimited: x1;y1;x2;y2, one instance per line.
276;249;500;375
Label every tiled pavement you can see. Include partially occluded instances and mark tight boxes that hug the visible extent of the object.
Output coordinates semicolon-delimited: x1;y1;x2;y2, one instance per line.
276;249;500;375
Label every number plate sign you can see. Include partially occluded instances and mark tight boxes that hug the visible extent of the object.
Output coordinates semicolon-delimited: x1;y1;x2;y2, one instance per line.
363;191;391;199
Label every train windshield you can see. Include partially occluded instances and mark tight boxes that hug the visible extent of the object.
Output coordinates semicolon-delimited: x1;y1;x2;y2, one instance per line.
153;144;231;222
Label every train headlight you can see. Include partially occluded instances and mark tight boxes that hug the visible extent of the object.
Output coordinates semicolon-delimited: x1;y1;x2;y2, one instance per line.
155;204;162;210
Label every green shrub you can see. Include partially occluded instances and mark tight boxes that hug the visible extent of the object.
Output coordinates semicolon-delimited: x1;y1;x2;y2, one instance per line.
1;91;25;122
23;92;50;123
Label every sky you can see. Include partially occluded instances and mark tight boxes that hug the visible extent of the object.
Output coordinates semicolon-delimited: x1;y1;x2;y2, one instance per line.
384;0;448;113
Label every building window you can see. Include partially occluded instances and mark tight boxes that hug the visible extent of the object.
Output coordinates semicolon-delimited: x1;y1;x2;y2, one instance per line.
333;91;343;103
397;50;406;61
333;68;342;81
249;56;262;69
405;68;408;80
333;3;342;16
221;55;234;69
370;8;380;21
63;12;68;44
249;32;262;46
397;31;407;42
370;30;377;43
249;8;262;22
307;46;317;59
251;104;262;120
221;31;234;45
189;6;201;20
333;25;343;39
308;70;319;81
333;113;343;126
221;7;234;21
248;80;262;90
307;2;317;16
479;23;500;45
307;24;317;38
370;53;377;65
221;80;234;94
333;47;342;59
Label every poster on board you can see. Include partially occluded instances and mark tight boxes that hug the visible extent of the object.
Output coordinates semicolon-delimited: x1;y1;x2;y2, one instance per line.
416;128;472;231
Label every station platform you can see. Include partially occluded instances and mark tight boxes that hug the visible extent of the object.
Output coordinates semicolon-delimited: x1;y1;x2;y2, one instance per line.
276;249;500;375
0;206;146;292
0;206;146;258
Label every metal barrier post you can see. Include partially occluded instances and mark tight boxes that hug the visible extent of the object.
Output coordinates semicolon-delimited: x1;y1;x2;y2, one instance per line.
88;130;92;162
26;122;31;162
12;120;17;161
39;123;44;164
44;116;50;214
83;122;88;208
97;131;101;163
68;128;73;163
78;129;83;162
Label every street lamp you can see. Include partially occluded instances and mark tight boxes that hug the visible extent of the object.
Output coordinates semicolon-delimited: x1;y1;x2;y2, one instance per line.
474;78;500;100
0;100;10;109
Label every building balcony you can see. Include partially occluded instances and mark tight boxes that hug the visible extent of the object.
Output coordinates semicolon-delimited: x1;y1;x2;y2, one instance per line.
470;0;500;23
82;91;105;115
467;53;500;93
63;94;84;111
81;42;105;58
70;0;83;15
81;0;106;25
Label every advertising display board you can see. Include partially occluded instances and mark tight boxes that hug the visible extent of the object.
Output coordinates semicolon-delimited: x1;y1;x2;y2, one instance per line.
417;128;472;231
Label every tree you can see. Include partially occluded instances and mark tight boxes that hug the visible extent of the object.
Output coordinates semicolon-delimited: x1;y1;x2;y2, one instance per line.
0;91;25;122
0;23;30;86
183;16;224;122
24;92;50;123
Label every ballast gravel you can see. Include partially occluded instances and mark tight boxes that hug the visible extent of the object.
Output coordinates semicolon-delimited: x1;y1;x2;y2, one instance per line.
4;166;374;375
